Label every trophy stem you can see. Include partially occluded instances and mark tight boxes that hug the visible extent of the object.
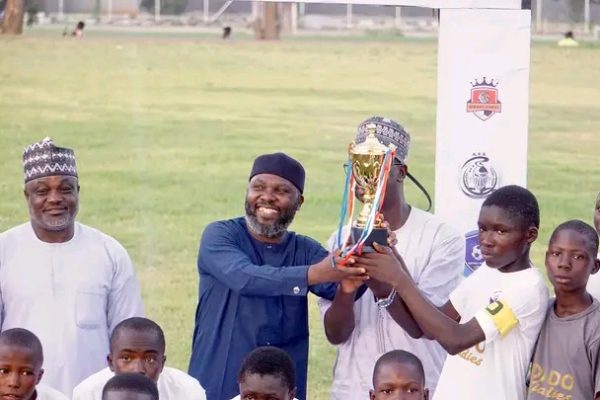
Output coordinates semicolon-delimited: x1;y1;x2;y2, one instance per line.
356;195;375;228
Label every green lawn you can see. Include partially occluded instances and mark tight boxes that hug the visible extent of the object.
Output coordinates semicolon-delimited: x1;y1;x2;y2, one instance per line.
0;29;598;399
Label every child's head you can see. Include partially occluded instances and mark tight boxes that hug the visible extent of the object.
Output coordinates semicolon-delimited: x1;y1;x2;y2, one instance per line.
237;347;296;400
478;185;539;269
593;192;599;235
370;350;428;400
108;317;166;383
101;373;158;400
0;328;44;400
546;220;600;294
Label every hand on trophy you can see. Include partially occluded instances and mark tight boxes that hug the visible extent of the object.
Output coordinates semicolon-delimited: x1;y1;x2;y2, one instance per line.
364;221;403;297
352;242;410;291
308;253;368;287
339;275;368;294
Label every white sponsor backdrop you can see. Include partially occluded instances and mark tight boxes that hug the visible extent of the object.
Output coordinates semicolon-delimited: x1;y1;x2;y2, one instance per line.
434;9;531;276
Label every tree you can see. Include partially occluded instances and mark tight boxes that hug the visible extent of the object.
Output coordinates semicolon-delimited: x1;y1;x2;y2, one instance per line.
252;2;282;40
1;0;24;34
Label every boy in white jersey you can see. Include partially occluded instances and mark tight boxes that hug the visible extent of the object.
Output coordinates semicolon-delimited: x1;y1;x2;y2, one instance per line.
370;350;429;400
102;373;158;400
0;328;68;400
231;347;297;400
73;317;205;400
352;185;549;400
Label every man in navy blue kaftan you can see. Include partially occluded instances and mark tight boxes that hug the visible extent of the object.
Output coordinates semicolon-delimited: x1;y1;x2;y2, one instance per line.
189;153;365;400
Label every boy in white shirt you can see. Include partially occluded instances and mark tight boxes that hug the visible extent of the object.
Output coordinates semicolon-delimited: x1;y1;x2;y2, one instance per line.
73;317;205;400
353;185;549;400
102;373;158;400
231;347;298;400
0;328;68;400
370;350;429;400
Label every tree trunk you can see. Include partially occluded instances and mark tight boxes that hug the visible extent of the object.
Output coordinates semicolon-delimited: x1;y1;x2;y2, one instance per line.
252;2;280;40
1;0;25;34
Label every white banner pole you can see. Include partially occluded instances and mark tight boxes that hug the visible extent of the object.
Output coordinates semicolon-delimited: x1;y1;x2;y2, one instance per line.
585;0;590;34
346;4;353;29
536;0;542;33
434;8;531;276
395;6;401;29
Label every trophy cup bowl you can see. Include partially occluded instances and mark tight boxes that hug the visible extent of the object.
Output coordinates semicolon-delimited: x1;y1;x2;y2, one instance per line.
348;123;395;252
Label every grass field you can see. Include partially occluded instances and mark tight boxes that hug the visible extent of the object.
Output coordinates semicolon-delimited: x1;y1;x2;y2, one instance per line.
0;28;599;399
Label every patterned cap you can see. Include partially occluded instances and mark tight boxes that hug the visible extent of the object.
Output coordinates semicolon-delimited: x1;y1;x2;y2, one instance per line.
22;137;78;183
356;116;411;163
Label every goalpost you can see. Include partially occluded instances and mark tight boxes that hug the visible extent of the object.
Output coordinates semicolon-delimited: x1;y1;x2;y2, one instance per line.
241;0;532;276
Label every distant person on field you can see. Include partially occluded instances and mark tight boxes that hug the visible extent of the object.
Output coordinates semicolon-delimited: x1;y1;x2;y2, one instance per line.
72;21;85;38
558;31;579;47
223;26;232;39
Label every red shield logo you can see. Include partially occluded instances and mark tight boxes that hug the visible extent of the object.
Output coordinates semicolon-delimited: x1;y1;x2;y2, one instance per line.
466;78;502;121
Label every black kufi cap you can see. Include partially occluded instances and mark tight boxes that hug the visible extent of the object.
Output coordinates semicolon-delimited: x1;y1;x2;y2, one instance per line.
249;152;305;194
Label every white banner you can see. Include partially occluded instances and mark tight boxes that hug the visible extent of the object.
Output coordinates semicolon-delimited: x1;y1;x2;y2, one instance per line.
434;9;531;276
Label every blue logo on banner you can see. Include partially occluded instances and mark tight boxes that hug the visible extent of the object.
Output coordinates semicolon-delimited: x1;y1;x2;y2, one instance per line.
464;230;484;277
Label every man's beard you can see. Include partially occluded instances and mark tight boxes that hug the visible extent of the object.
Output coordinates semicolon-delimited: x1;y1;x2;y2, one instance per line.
244;198;299;239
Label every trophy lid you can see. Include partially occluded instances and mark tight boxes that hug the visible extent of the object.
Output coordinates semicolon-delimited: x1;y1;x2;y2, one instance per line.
350;123;396;155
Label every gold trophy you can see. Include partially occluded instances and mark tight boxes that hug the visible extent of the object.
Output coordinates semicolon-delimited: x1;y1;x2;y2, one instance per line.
347;123;396;252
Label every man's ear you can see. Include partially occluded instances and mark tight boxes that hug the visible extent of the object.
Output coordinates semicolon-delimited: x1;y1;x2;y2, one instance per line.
526;226;539;244
37;368;44;384
390;163;407;183
397;164;408;182
161;354;167;373
107;354;115;372
297;195;304;211
591;258;600;275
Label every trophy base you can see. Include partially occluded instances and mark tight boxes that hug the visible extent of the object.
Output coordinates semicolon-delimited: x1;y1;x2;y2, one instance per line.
350;226;388;253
